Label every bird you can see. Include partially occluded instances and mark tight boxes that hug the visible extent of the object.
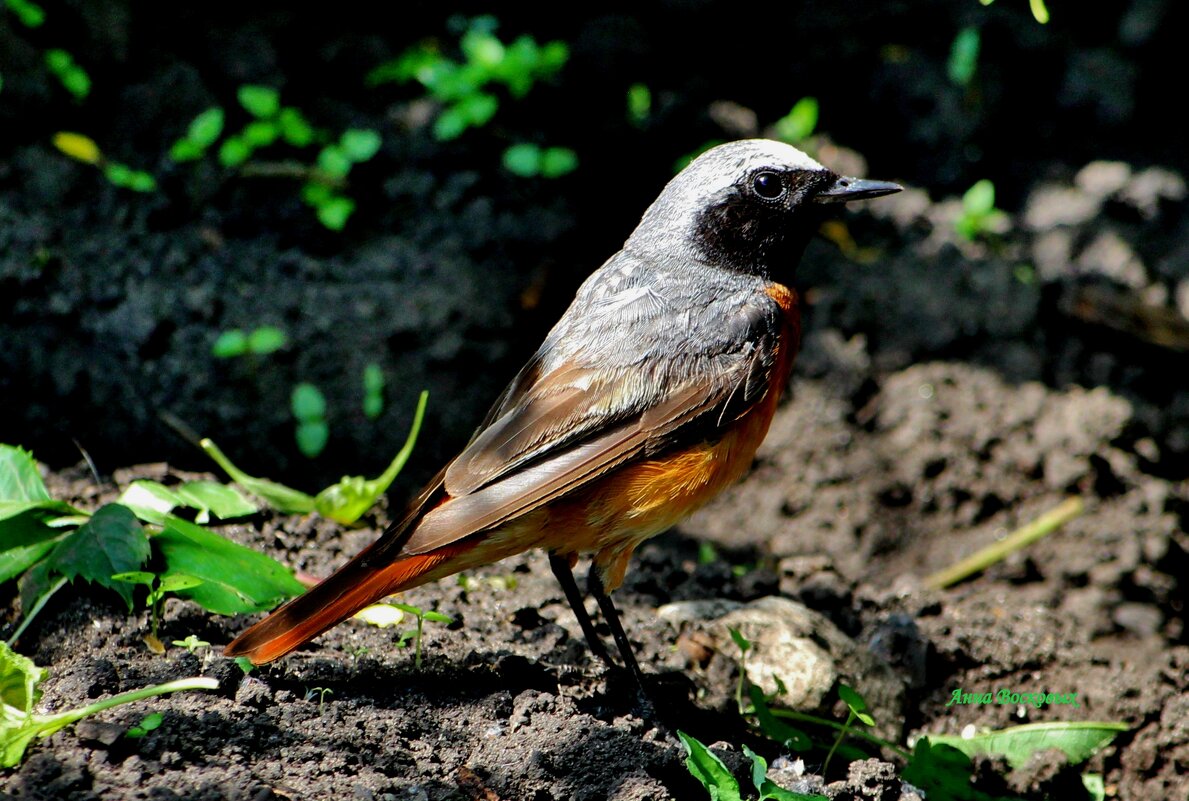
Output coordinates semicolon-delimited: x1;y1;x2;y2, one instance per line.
224;139;901;684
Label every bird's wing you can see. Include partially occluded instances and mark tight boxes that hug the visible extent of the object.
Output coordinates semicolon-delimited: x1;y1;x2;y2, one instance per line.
396;296;783;555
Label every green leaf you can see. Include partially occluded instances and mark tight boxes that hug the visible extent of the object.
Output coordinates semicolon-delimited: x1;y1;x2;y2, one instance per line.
0;640;45;712
902;739;993;801
457;92;498;127
154;516;304;615
461;29;505;69
277;107;314;147
186;107;225;148
339;129;381;163
291;383;327;422
502;143;541;177
773;97;819;144
241;120;279;148
169;139;203;162
315;196;355;231
362;363;385;393
111;571;155;587
60;66;90;100
1082;773;1105;801
0;511;66;583
963;179;996;217
116;481;182;525
198;438;316;515
432;105;469;141
0;446;51;503
174;481;257;522
422;610;453;624
46;505;150;610
316;145;352;179
125;711;163;739
295;421;329;458
246;326;286;355
362;394;383;420
540;147;578;179
313;390;427;524
748;685;813;751
125;171;157;193
627;83;651;125
43;48;71;74
211;329;248;358
925;721;1128;770
838;684;876;727
6;0;46;28
1;640;217;769
301;181;334;208
742;745;826;801
217;136;252;168
677;730;742;801
727;626;751;654
237;85;280;118
948;27;981;87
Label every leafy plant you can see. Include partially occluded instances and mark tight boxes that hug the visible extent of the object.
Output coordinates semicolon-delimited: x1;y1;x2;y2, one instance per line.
677;730;825;801
52;132;156;192
0;444;304;644
117;478;257;526
291;383;329;458
954;179;1008;241
772;97;819;145
124;711;164;740
171;634;211;654
199;389;428;524
924;721;1128;770
354;601;452;665
169;86;379;230
822;684;875;773
0;640;216;767
304;686;333;715
367;15;568;142
211;326;288;358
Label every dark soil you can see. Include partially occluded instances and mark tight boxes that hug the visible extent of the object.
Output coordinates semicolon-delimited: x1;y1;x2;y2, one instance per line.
3;3;1188;800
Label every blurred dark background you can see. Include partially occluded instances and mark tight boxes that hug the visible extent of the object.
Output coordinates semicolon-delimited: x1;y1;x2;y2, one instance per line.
2;0;1186;493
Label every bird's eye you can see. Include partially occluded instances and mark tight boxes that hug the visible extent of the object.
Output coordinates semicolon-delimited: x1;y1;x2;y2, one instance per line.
752;171;785;200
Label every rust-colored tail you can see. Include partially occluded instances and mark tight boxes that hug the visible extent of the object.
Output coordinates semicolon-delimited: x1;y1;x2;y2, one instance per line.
224;540;469;665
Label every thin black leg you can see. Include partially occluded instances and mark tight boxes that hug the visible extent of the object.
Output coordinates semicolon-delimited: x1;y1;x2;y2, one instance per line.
586;567;651;704
548;553;615;668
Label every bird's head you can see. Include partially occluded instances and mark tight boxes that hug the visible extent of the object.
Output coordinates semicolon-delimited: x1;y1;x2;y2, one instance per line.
626;139;901;279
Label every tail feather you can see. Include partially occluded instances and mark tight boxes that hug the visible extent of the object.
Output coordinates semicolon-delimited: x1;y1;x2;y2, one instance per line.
224;541;470;665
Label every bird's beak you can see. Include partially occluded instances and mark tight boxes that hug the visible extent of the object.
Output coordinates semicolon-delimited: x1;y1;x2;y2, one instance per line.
814;176;903;204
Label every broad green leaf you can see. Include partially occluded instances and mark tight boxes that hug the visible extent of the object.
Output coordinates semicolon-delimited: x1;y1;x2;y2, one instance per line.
677;730;742;801
117;480;184;524
46;504;150;610
0;641;45;713
313;390;427;524
748;685;812;751
0;445;51;503
175;481;257;522
199;438;315;515
158;573;202;593
925;721;1128;770
111;571;155;587
154;516;303;615
237;85;280;118
0;508;75;583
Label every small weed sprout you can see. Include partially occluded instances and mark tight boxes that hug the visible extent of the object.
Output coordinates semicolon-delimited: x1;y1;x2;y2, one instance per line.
955;179;1009;240
389;603;453;669
52;132;156;192
211;326;287;358
291;382;329;458
304;686;333;715
125;711;164;740
171;634;211;654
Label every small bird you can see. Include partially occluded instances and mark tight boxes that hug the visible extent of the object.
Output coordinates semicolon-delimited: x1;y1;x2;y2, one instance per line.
225;139;900;681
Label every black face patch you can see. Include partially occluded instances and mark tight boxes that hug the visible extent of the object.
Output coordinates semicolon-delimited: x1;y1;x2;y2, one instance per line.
691;168;836;277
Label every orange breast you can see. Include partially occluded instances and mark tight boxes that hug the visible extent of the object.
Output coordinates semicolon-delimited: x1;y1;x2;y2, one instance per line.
541;281;801;589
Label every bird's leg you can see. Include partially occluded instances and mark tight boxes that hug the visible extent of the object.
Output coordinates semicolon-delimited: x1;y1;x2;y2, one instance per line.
586;567;650;699
548;552;615;668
